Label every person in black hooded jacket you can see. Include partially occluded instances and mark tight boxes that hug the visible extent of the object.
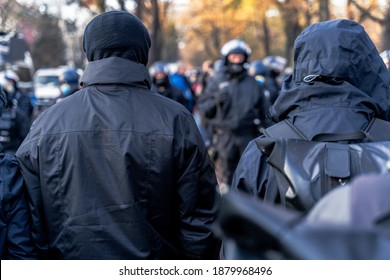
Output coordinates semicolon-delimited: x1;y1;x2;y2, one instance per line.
230;19;390;206
15;10;221;260
0;85;36;260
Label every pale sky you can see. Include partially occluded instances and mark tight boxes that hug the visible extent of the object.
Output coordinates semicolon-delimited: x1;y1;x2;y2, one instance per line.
16;0;190;21
15;0;388;23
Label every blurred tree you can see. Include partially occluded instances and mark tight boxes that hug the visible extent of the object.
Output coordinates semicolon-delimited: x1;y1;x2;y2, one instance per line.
348;0;390;51
117;0;126;10
10;0;388;70
0;0;38;33
0;0;14;30
162;22;179;62
231;0;275;58
149;0;163;63
134;0;146;20
149;0;181;64
274;0;305;65
347;0;356;19
319;0;330;21
79;0;106;13
66;0;174;64
180;0;304;66
31;12;67;69
180;0;251;65
305;0;314;25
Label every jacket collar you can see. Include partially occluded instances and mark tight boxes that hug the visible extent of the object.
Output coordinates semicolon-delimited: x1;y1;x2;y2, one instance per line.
80;56;151;89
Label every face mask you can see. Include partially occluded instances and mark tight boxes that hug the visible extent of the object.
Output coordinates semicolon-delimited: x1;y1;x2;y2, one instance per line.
155;77;168;87
60;83;71;95
227;62;245;75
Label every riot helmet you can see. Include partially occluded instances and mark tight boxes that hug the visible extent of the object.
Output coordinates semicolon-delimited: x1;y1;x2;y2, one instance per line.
220;39;252;76
149;61;170;87
262;56;287;77
248;60;268;84
2;70;19;95
59;68;79;96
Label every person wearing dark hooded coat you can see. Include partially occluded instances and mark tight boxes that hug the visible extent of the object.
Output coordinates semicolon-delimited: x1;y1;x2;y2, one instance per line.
230;19;390;206
15;11;221;260
0;85;36;260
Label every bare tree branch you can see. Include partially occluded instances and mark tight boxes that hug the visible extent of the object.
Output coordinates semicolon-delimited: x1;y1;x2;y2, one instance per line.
117;0;126;11
350;0;384;23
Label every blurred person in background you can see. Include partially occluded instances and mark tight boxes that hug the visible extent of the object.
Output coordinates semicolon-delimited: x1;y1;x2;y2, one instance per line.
193;59;226;149
0;70;32;154
188;68;201;94
55;68;80;103
169;61;196;112
192;60;217;148
262;55;287;96
0;84;37;260
248;60;279;128
1;70;33;120
196;39;267;193
194;60;214;97
149;61;187;107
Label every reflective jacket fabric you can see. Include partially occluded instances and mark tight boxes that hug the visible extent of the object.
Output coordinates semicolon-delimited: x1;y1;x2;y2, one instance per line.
15;57;220;259
231;19;390;204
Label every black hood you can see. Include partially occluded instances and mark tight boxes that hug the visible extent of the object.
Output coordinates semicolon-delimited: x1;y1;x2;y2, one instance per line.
83;10;151;65
269;19;390;122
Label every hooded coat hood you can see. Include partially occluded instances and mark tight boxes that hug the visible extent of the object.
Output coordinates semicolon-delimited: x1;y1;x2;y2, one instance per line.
83;10;151;65
268;19;390;123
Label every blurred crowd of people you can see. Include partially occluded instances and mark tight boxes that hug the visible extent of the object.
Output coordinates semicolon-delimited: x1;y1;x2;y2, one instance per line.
148;46;289;193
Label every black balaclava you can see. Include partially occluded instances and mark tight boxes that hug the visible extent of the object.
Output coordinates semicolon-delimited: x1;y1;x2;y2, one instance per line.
225;52;249;78
226;61;247;77
153;73;169;88
83;10;151;66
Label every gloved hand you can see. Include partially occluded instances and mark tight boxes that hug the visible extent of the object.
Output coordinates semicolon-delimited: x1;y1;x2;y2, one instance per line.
216;82;230;104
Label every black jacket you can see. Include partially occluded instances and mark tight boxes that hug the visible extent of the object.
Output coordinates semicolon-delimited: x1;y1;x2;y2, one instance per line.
15;57;220;259
0;152;36;259
197;72;266;135
151;83;188;108
231;19;390;204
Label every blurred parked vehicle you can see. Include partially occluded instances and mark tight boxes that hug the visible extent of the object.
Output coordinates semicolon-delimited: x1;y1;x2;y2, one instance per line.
33;67;82;115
